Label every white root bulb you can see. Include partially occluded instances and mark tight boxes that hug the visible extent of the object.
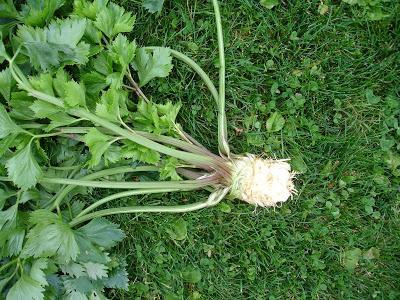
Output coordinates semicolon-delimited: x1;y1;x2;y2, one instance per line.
230;155;296;207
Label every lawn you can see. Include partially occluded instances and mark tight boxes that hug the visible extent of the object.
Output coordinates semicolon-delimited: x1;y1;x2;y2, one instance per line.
1;0;399;299
101;0;400;299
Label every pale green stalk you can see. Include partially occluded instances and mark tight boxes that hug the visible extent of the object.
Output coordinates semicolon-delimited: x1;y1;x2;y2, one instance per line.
49;166;158;211
211;0;230;157
41;177;214;189
69;187;229;227
75;188;181;218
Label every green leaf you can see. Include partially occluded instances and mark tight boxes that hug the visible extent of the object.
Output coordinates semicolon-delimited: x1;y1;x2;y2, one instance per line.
92;53;113;76
266;111;285;132
94;2;135;38
0;0;19;18
365;89;380;104
30;258;49;287
0;67;12;101
131;47;173;86
63;276;94;295
77;218;125;249
75;234;110;264
7;228;25;256
30;100;61;119
73;0;109;20
53;68;70;98
64;290;88;300
0;204;17;230
22;210;79;263
82;72;108;97
64;80;86;107
260;0;279;9
95;88;128;122
121;140;160;165
83;128;113;167
9;92;36;121
132;99;180;135
83;262;108;280
47;18;87;47
46;113;79;132
61;262;86;278
142;0;165;14
6;143;42;190
6;274;45;300
17;18;89;71
342;248;362;272
181;266;202;283
29;73;54;96
0;104;23;138
167;218;187;241
363;247;380;260
108;34;136;69
20;0;64;26
159;157;181;181
103;260;128;290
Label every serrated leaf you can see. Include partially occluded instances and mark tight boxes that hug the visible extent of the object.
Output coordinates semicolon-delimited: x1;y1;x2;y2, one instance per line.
47;18;87;46
109;34;136;69
64;290;88;300
0;104;23;138
132;99;180;135
9;92;36;120
7;228;25;256
0;32;8;61
131;47;173;86
0;67;12;101
73;0;109;20
94;2;135;38
63;276;94;295
83;128;113;167
74;234;110;264
82;72;108;97
121;140;160;165
20;0;64;26
64;80;86;107
95;88;128;123
6;274;45;300
53;68;70;98
77;218;125;249
17;18;89;71
46;113;80;132
30;258;48;287
103;260;128;290
160;157;181;181
30;100;61;118
22;210;79;263
29;73;54;96
61;262;87;278
92;52;113;76
142;0;165;14
83;262;108;280
0;204;17;230
0;0;19;18
6;143;42;190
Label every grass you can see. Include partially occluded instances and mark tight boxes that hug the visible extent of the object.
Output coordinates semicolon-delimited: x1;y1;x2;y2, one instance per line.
89;0;400;298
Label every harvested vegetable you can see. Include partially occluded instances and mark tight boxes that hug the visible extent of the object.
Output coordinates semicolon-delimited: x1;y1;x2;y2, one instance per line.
0;0;294;298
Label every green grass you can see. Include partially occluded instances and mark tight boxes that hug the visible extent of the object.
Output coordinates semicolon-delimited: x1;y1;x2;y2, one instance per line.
91;0;400;298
